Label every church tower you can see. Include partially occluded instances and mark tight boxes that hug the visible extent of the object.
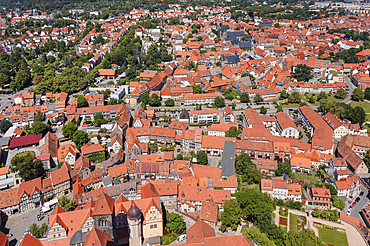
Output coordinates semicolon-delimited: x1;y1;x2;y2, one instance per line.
160;17;164;28
93;192;115;237
127;203;143;246
179;10;183;24
220;22;226;40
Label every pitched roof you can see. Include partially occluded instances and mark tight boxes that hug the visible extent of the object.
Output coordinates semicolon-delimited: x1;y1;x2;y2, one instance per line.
8;133;42;148
50;163;70;186
0;187;18;209
187;219;215;243
19;234;43;246
81;143;105;155
200;201;218;223
84;228;114;246
93;192;115;216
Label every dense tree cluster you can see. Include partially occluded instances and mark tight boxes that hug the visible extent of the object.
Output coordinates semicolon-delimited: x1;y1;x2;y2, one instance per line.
235;154;261;184
221;188;322;245
11;152;44;181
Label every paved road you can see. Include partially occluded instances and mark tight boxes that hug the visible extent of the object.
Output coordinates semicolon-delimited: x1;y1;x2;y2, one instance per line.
343;76;356;104
6;147;41;167
0;84;36;113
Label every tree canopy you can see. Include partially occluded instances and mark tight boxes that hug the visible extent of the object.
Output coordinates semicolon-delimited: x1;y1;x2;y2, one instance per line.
58;196;76;211
197;151;208;165
235;154;261;184
352;88;364;101
11;152;44;181
292;64;313;82
215;96;225;107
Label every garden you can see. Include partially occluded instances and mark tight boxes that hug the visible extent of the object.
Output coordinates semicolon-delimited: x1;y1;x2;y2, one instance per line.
279;207;288;231
314;222;348;246
289;213;306;232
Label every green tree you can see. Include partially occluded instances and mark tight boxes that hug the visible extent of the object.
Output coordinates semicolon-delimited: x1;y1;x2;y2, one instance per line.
192;85;202;94
364;149;370;170
329;210;339;222
166;212;186;234
242;227;276;246
30;223;48;238
276;104;283;112
293;64;313;82
0;120;12;133
332;197;346;210
149;94;161;106
351;106;366;126
214;96;225;107
176;154;183;160
308;94;315;103
31;121;51;136
236;188;274;226
335;88;347;99
72;130;89;150
365;87;370;100
254;93;263;103
324;183;338;196
58;196;75;211
311;207;321;217
103;89;111;99
221;199;242;230
260;106;267;114
279;90;288;100
275;161;292;178
62;121;78;139
320;209;329;219
240;92;250;103
352;88;364;101
141;93;150;105
12;70;31;90
288;92;301;104
94;112;104;126
0;73;10;87
197;151;208;165
225;126;241;138
165;99;175;107
75;95;88;108
11;152;44;181
35;111;44;122
235;154;261;184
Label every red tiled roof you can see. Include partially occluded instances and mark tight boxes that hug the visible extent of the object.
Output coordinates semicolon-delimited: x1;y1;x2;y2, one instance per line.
8;133;42;148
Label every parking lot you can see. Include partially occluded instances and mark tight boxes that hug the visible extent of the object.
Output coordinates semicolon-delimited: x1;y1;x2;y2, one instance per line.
347;187;369;222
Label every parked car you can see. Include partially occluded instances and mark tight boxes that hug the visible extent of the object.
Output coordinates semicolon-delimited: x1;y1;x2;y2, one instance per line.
177;234;187;242
347;208;352;215
352;201;357;206
360;191;364;197
355;197;361;202
6;234;12;238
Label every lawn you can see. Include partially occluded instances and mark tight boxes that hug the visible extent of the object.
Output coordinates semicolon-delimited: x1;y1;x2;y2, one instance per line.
301;94;347;106
14;151;35;159
290;213;298;232
293;173;321;184
281;103;301;108
315;225;348;246
350;101;370;113
289;213;307;232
